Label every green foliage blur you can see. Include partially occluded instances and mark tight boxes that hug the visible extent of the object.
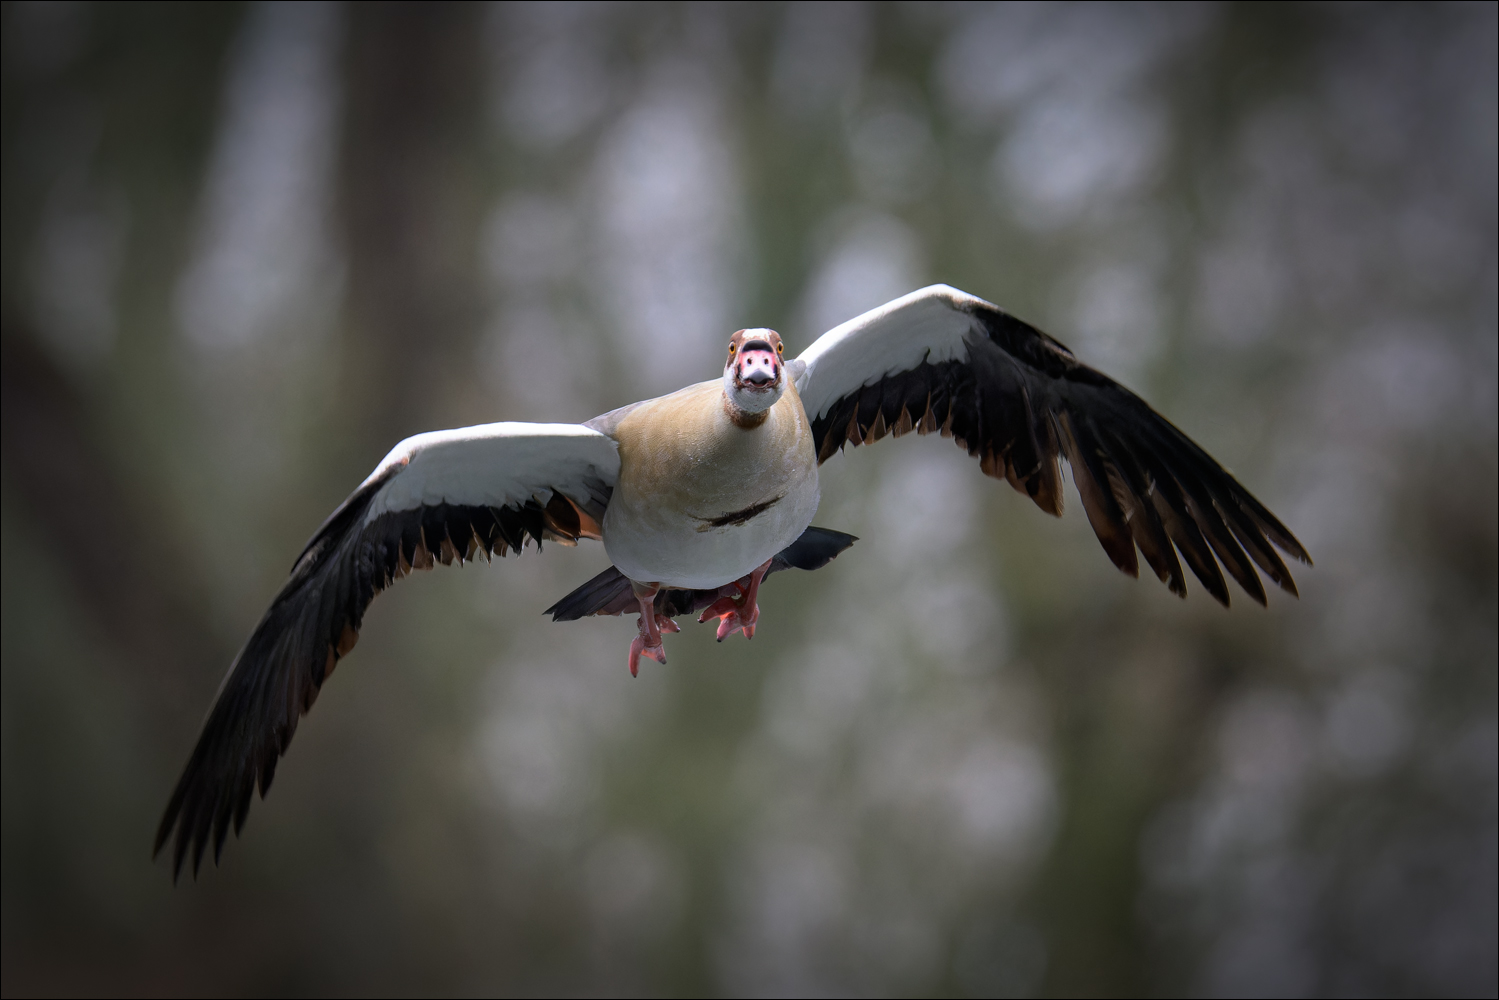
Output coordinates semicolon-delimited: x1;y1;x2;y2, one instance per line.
3;2;1494;996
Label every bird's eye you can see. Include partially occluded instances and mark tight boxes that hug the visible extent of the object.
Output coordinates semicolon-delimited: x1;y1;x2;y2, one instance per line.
728;344;736;354
776;343;784;354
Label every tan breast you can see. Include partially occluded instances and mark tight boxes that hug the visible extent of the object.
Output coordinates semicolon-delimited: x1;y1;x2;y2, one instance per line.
601;379;820;587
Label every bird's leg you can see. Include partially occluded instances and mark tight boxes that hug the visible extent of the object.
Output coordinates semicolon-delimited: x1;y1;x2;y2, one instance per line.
697;559;773;641
627;581;677;676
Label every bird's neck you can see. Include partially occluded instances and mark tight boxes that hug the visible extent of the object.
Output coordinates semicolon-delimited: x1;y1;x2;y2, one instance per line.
721;363;785;423
722;394;770;429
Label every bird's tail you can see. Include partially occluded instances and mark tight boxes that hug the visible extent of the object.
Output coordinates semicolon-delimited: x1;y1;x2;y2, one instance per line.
544;526;858;622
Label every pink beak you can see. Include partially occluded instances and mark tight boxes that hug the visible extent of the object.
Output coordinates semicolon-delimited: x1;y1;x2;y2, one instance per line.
737;347;779;387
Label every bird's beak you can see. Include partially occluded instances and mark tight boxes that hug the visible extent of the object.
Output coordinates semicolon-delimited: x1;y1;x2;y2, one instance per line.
736;341;780;388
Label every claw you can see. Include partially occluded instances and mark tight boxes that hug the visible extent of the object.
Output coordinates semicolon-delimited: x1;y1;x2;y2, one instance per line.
697;560;771;642
656;614;681;634
697;596;741;624
713;601;760;641
628;633;667;676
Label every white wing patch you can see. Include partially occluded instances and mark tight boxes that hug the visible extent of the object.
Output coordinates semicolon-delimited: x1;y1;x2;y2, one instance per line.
364;422;620;520
794;284;990;422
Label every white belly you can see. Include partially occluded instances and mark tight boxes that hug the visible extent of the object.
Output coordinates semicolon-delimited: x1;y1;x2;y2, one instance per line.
603;468;820;589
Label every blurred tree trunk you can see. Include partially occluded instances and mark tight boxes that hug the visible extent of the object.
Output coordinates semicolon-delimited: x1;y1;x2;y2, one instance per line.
0;324;223;708
337;0;487;460
1024;626;1243;997
0;2;242;721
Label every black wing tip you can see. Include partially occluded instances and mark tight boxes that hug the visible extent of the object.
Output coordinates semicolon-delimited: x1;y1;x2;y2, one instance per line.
156;779;262;883
1244;503;1313;568
154;775;195;880
1136;540;1301;606
152;814;174;861
158;493;560;884
1284;543;1313;567
1226;506;1308;602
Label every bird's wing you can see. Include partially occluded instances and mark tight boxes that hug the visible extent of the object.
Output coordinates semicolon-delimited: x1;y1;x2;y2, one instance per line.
155;422;619;878
794;284;1310;604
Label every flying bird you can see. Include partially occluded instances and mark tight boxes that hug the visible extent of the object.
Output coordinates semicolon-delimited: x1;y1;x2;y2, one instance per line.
155;284;1309;877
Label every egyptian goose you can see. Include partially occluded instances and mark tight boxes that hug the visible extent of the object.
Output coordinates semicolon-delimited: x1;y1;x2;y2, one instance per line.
155;284;1309;876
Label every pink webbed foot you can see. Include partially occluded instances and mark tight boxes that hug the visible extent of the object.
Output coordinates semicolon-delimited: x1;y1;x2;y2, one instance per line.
696;558;772;642
697;593;740;624
627;604;680;677
702;601;758;641
697;590;753;640
628;633;667;677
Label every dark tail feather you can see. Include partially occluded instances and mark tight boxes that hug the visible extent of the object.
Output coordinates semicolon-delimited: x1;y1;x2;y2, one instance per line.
545;525;859;622
545;565;634;621
766;525;858;575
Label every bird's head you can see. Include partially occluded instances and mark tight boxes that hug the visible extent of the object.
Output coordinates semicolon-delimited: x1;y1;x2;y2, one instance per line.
722;328;786;416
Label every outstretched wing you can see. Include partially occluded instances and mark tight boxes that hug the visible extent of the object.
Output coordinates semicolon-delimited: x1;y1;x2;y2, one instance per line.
794;285;1310;605
155;422;619;878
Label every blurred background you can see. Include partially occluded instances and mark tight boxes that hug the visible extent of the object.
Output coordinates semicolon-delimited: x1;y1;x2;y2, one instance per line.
2;2;1495;996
